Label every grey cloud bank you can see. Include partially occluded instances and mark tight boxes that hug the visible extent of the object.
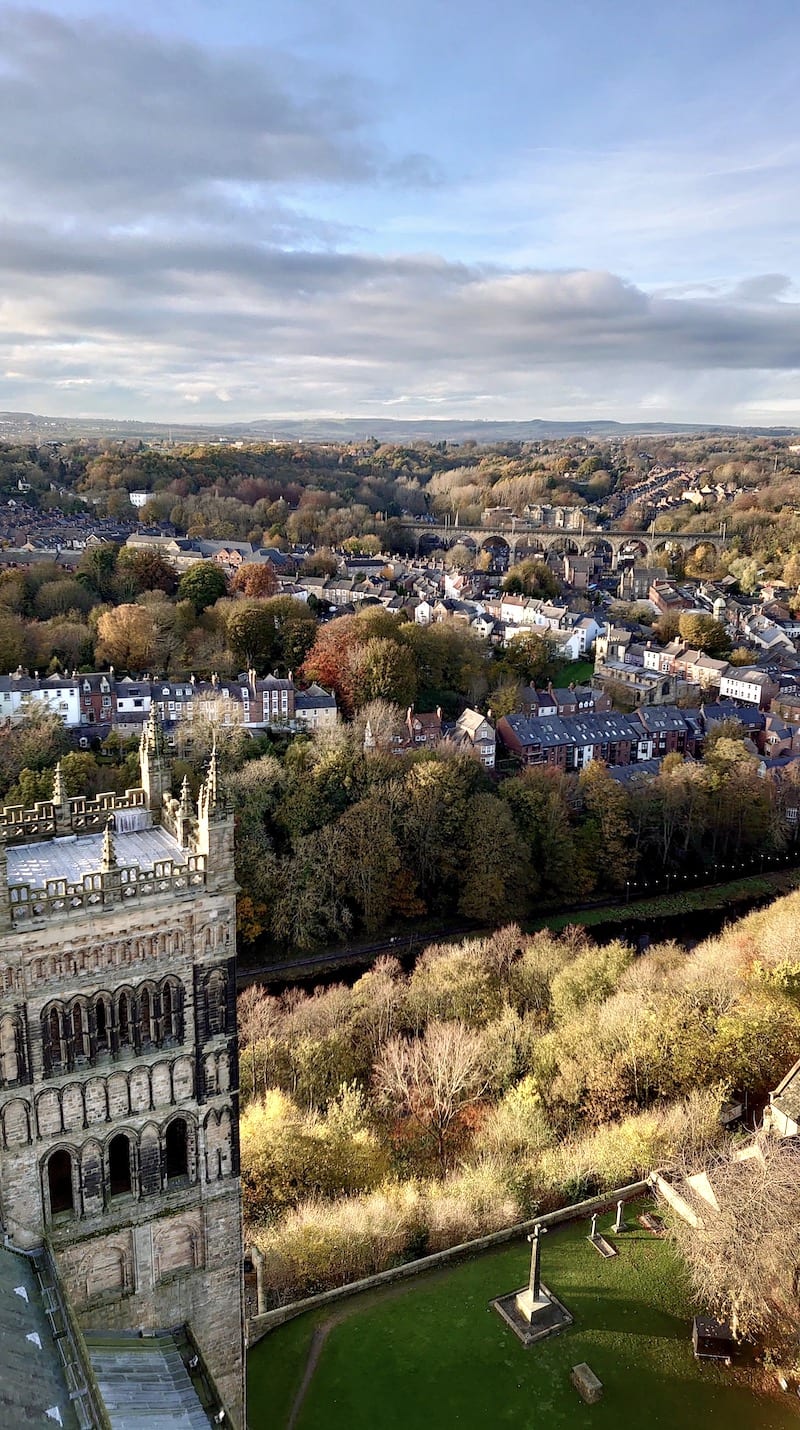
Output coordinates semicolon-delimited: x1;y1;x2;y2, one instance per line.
2;9;800;423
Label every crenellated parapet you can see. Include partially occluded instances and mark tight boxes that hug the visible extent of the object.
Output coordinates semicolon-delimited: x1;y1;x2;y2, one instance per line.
0;711;234;929
0;777;149;846
7;851;207;926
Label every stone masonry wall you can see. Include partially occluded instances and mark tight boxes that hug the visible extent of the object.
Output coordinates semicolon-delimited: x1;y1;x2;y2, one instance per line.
0;879;246;1429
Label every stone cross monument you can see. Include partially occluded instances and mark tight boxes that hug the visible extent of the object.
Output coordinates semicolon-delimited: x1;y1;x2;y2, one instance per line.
527;1223;548;1303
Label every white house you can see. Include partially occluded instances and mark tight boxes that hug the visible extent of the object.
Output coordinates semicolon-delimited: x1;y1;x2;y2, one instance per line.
719;668;778;709
0;673;82;727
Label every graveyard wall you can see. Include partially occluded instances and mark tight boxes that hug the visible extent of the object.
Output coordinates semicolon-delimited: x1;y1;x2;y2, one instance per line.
247;1178;651;1344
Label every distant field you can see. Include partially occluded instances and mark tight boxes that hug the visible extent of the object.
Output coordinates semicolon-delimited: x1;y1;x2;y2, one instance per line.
247;1205;799;1430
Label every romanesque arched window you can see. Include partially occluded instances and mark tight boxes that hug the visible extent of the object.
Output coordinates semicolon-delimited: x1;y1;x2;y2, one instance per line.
165;1117;189;1182
205;971;227;1037
161;980;181;1044
47;1148;74;1215
43;1005;65;1072
0;1014;19;1086
117;992;132;1049
70;1002;89;1061
94;996;111;1054
108;1132;133;1198
139;988;155;1047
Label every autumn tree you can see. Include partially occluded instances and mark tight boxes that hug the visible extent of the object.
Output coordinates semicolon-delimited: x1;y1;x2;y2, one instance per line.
678;612;731;655
95;604;157;672
670;1136;800;1341
400;623;487;711
116;547;178;598
231;562;278;599
501;767;579;899
225;601;279;673
332;793;405;932
33;578;94;620
496;631;553;687
458;793;527;923
261;597;318;672
502;559;560;599
300;616;361;714
374;1021;489;1171
576;761;635;893
76;544;119;601
349;637;418;711
0;611;31;672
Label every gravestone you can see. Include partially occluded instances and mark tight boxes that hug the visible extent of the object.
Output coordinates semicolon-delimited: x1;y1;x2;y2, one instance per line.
588;1212;617;1259
571;1363;603;1404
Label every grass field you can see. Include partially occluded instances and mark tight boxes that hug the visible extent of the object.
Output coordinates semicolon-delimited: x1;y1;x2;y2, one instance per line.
529;868;800;933
247;1207;800;1430
549;659;595;687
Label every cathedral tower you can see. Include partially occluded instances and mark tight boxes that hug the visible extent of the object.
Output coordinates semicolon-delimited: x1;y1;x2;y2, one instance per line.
0;721;245;1427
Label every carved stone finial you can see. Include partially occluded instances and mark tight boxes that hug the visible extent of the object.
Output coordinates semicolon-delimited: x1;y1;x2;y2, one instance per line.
203;739;220;814
143;701;166;757
51;761;66;809
180;774;193;817
100;817;117;872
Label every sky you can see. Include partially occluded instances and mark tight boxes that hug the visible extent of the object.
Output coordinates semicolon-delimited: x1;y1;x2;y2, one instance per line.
2;0;800;424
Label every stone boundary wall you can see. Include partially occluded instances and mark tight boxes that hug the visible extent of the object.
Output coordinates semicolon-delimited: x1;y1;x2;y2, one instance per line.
246;1177;651;1346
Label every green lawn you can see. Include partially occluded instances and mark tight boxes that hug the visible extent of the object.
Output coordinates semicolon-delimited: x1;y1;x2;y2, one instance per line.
529;869;800;933
247;1208;800;1430
550;659;595;687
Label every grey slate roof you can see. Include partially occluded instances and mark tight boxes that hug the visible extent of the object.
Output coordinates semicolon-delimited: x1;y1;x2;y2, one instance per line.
0;1243;79;1428
86;1333;211;1429
503;710;643;749
634;705;691;734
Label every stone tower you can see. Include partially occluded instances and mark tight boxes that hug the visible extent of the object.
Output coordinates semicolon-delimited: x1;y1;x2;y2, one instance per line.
0;717;245;1427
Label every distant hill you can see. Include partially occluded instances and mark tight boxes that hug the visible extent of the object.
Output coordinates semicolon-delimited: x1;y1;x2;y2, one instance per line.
1;411;798;444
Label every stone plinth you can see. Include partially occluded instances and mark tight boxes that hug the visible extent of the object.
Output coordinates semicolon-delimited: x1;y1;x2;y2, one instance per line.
514;1288;552;1321
492;1283;573;1346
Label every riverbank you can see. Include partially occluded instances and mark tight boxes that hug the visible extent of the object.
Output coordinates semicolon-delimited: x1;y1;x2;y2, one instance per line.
238;866;800;989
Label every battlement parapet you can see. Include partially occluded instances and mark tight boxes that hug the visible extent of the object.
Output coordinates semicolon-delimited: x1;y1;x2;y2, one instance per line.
7;853;206;925
0;788;148;845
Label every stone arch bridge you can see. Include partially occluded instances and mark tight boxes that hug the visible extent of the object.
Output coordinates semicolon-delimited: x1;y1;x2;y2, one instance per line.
400;521;731;569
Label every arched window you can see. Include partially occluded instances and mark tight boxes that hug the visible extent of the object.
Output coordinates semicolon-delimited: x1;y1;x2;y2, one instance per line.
45;1006;64;1070
140;989;154;1047
95;997;110;1053
71;1003;88;1060
165;1118;188;1182
117;993;131;1047
47;1149;74;1215
0;1015;19;1085
206;972;226;1036
108;1133;132;1198
161;981;180;1043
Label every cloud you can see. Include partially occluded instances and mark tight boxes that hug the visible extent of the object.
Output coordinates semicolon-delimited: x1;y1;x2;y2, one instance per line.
4;213;800;420
0;8;390;227
1;10;799;422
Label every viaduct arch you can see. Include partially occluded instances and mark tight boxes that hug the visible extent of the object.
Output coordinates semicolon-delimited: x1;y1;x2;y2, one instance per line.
402;521;730;568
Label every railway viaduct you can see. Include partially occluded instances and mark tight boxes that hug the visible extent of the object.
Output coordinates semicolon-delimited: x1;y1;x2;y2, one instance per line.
399;520;731;567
